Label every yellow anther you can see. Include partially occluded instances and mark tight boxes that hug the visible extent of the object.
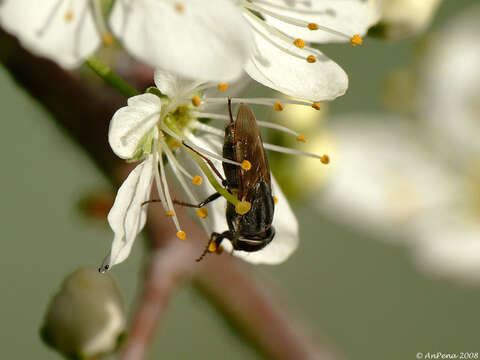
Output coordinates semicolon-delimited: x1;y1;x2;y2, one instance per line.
293;38;306;49
217;82;228;91
102;32;114;46
175;2;185;12
241;160;252;171
306;55;317;63
192;175;203;185
308;23;319;30
273;101;284;111
296;133;307;143
273;196;278;204
171;140;182;148
350;34;363;46
208;241;217;253
176;230;187;240
64;11;74;22
192;95;202;107
320;154;330;164
235;201;251;215
197;207;208;219
312;102;321;110
165;210;175;217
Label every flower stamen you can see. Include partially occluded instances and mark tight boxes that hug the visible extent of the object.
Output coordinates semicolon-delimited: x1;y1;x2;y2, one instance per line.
217;82;229;91
192;175;203;185
241;160;252;171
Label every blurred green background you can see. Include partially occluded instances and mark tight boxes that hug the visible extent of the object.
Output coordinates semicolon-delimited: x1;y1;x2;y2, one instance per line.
1;1;479;359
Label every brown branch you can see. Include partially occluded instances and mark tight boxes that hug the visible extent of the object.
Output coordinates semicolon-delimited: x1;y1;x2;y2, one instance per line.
0;27;340;360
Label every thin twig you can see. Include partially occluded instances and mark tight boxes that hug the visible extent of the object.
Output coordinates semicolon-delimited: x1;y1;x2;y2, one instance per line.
0;27;340;360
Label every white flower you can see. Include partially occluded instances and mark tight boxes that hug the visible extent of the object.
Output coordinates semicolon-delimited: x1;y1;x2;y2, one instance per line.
315;5;480;284
101;71;329;270
0;0;102;68
0;0;251;81
316;115;459;242
418;3;480;165
240;0;382;101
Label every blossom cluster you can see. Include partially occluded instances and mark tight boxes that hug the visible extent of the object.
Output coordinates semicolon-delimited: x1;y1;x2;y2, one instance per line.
0;0;382;269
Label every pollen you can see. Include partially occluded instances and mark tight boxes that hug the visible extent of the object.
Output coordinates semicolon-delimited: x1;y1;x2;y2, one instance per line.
306;55;317;63
217;82;228;91
64;11;74;23
235;201;251;215
197;207;208;219
293;38;306;49
102;32;114;46
175;2;185;12
176;230;187;240
208;241;217;253
312;102;321;110
192;175;203;185
192;96;202;107
273;101;284;111
273;196;278;204
241;160;252;171
320;154;330;164
165;210;175;217
350;34;363;46
308;23;319;31
296;134;307;143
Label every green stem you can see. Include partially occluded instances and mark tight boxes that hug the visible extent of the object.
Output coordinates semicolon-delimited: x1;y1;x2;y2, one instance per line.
186;148;239;206
85;55;140;98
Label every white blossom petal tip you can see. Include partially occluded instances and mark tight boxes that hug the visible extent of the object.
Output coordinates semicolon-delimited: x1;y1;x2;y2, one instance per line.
101;156;155;271
0;0;101;68
108;93;162;159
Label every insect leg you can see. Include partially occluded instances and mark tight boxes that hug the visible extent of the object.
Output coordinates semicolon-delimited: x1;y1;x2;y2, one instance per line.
172;192;222;208
141;199;162;206
228;97;234;123
196;231;231;262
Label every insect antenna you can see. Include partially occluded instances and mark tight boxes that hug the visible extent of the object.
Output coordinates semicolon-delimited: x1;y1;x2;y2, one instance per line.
182;141;227;183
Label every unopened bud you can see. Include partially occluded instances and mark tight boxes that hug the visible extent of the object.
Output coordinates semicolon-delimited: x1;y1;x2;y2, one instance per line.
40;267;126;359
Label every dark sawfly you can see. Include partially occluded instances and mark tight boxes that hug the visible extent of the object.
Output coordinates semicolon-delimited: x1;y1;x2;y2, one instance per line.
172;98;276;261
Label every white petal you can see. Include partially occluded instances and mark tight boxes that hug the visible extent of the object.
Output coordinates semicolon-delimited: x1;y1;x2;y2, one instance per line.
103;156;155;269
178;134;299;265
108;93;162;159
259;0;382;43
418;4;480;163
0;0;100;68
315;115;460;242
411;213;480;285
153;69;203;99
244;15;348;101
110;0;252;82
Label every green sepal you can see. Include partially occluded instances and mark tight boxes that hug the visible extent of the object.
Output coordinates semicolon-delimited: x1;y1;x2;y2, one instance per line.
126;130;155;163
145;87;166;98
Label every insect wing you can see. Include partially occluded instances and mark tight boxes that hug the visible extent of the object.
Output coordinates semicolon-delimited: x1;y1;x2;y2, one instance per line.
234;104;271;200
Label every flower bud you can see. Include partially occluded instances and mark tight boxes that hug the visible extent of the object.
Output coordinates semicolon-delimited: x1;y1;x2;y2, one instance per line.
40;267;126;359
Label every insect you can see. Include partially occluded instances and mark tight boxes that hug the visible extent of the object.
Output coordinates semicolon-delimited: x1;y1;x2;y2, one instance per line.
177;99;276;261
